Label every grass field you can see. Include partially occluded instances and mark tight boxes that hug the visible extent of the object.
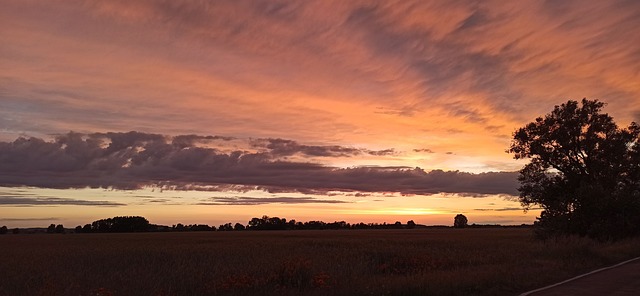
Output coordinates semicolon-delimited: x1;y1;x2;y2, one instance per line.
1;228;640;296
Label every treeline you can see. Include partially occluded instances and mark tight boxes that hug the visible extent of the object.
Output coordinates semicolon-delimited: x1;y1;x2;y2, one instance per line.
0;225;21;234
1;216;533;235
184;216;421;231
244;216;417;230
67;215;421;233
73;216;166;233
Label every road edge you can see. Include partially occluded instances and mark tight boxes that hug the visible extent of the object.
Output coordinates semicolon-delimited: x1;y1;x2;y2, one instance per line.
518;256;640;296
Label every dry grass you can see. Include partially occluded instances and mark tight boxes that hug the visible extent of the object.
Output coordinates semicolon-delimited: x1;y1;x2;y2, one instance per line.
1;228;640;296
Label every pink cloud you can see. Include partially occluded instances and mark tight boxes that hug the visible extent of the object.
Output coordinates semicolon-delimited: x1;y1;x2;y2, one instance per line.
1;0;638;172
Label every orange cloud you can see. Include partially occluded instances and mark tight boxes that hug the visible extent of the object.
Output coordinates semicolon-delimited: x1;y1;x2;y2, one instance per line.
1;0;639;173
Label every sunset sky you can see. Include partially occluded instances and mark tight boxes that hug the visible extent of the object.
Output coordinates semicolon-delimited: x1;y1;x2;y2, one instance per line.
2;0;640;228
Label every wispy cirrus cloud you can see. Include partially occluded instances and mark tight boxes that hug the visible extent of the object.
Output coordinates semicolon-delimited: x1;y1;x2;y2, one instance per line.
413;148;435;154
2;0;639;172
250;138;395;158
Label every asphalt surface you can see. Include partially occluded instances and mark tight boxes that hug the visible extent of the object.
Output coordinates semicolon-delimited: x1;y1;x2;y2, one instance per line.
522;258;640;296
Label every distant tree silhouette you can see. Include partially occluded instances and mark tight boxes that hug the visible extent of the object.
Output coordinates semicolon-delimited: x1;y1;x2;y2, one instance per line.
218;223;233;231
267;216;287;230
454;214;468;228
189;224;214;231
304;221;326;230
327;221;349;230
248;216;288;230
242;216;425;230
509;99;640;240
170;223;214;231
47;224;56;233
0;226;7;234
234;223;246;231
55;224;64;233
82;224;92;233
248;217;263;229
91;216;151;233
66;215;448;234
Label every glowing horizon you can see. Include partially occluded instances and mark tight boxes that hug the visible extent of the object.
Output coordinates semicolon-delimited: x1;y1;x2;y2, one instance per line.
0;186;536;228
1;0;639;227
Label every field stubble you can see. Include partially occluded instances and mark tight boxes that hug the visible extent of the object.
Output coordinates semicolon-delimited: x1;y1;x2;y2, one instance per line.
1;228;639;296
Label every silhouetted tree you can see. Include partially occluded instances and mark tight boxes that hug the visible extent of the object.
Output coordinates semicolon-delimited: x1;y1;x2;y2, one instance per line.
406;220;416;229
454;214;468;228
248;217;263;229
267;216;287;230
169;223;214;232
248;216;288;230
75;225;82;233
326;221;349;230
0;226;7;234
189;224;214;231
304;220;326;230
234;223;245;231
55;224;64;233
82;224;92;233
91;216;151;232
509;99;640;240
287;219;297;230
218;223;233;231
47;224;56;233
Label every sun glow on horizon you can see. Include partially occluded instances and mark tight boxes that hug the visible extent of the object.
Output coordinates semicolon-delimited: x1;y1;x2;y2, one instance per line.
0;186;539;228
1;0;637;228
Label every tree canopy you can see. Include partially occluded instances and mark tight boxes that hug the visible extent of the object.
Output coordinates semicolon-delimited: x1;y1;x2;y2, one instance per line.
91;216;151;233
509;98;640;240
454;214;468;228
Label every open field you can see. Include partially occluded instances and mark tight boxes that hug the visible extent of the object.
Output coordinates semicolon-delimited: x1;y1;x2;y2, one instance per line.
2;228;640;296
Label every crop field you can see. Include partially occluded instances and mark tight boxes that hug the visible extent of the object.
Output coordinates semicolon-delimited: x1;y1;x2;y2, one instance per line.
2;228;640;296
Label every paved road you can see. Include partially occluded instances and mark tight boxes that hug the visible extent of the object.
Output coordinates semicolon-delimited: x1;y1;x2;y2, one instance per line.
523;258;640;296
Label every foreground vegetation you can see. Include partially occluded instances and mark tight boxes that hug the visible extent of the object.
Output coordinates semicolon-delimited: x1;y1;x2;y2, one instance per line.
2;228;640;296
509;99;640;240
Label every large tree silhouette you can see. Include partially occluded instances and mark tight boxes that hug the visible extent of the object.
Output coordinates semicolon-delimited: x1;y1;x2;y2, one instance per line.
509;99;640;240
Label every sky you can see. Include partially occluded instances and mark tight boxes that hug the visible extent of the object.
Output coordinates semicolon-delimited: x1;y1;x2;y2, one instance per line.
1;0;639;228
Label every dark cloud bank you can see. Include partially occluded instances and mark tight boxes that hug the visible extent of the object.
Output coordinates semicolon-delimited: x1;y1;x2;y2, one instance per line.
0;132;519;196
0;196;124;207
198;196;350;206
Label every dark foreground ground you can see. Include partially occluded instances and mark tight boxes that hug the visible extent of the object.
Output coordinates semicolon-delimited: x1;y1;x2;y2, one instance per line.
524;258;640;296
1;228;640;296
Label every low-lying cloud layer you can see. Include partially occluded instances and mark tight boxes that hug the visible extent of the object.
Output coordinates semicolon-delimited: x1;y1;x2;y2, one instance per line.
0;132;519;196
0;196;124;207
0;217;60;221
198;196;350;206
